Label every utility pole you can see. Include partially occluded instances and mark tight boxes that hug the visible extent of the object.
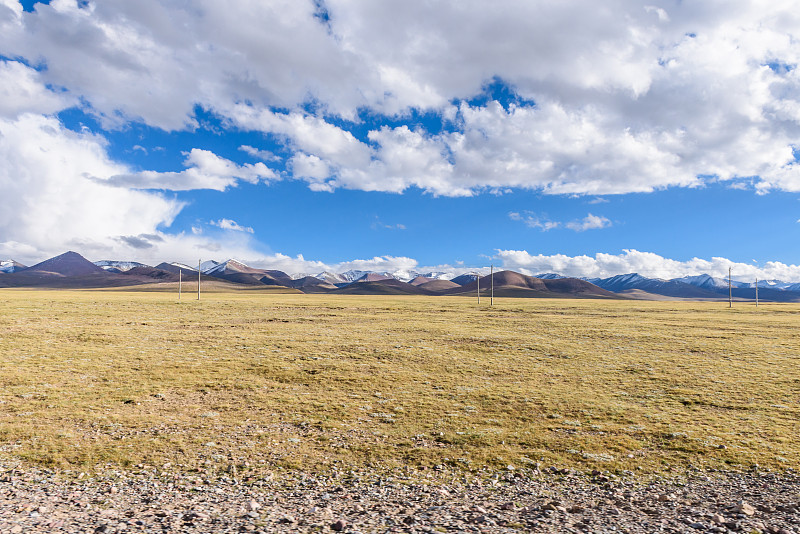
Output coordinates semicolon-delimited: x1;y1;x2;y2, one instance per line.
197;259;201;301
477;271;480;304
179;268;182;301
728;267;732;308
490;264;494;306
755;277;759;307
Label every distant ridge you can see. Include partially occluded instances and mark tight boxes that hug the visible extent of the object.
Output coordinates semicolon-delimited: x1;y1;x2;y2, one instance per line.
6;250;800;301
331;279;433;295
354;272;394;283
123;266;180;282
417;279;460;292
155;262;197;275
450;273;479;286
447;271;619;299
94;260;148;273
590;273;738;299
290;276;337;292
25;251;105;277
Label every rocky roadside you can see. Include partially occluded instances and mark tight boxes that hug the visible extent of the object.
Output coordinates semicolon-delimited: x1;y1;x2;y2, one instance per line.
2;463;800;533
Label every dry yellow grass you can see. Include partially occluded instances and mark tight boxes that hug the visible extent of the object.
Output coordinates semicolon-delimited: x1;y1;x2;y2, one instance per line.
0;289;798;476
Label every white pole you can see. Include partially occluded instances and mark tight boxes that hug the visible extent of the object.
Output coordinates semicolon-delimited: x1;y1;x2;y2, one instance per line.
477;271;480;304
755;277;759;307
491;264;494;306
179;269;182;301
197;259;201;301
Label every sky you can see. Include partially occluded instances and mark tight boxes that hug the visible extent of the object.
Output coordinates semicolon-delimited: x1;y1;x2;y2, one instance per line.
1;0;800;280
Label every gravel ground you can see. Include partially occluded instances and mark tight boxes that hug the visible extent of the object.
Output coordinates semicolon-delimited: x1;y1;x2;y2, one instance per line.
2;463;800;533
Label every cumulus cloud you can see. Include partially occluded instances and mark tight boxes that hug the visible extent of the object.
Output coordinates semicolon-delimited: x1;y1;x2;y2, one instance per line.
0;113;183;263
496;249;800;282
0;1;797;196
210;218;254;233
0;60;74;118
4;0;800;267
104;149;277;191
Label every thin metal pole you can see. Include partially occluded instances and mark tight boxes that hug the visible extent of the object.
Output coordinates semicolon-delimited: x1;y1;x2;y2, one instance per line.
179;269;182;301
477;271;480;304
490;264;494;306
755;277;759;307
728;267;732;308
197;259;201;300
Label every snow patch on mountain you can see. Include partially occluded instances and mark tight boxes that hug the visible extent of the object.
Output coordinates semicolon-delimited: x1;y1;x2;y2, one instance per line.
203;258;250;275
0;260;26;273
94;260;148;272
673;274;748;289
200;260;221;273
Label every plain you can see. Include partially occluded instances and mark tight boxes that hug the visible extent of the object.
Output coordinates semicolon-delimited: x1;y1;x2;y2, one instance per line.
0;289;798;479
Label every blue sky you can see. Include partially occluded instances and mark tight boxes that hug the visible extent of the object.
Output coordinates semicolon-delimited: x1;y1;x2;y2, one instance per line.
2;1;800;280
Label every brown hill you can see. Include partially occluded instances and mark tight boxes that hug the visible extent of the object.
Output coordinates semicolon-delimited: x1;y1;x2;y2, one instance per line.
409;275;435;286
540;277;620;298
201;260;293;287
354;272;395;283
123;266;180;282
445;270;621;299
331;279;432;295
24;251;104;277
154;262;198;275
262;270;293;286
291;276;337;293
418;279;461;292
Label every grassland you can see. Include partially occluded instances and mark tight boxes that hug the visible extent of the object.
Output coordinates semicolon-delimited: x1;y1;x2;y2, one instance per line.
1;289;799;477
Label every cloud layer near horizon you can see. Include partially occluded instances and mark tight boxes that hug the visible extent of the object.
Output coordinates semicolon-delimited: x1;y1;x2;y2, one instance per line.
0;1;799;266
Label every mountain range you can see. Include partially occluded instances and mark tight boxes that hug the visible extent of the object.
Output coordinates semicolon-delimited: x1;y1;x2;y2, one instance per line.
1;251;798;301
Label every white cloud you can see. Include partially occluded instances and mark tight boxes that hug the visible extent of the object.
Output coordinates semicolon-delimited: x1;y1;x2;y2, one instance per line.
0;60;74;118
104;149;277;191
239;145;280;162
510;211;611;232
210;218;254;233
371;216;406;230
508;212;560;231
565;214;612;232
0;113;184;263
496;249;800;282
1;1;798;196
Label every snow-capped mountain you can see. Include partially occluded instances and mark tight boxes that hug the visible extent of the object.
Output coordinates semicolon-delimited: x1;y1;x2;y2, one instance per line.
534;272;566;279
450;272;480;286
168;262;197;271
339;270;395;283
417;271;453;280
586;273;657;291
753;279;794;290
203;258;252;275
93;260;148;272
0;259;26;273
200;260;221;273
312;271;350;285
673;274;750;289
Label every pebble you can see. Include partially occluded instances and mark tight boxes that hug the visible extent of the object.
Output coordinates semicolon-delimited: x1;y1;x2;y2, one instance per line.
2;463;800;533
737;501;757;516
